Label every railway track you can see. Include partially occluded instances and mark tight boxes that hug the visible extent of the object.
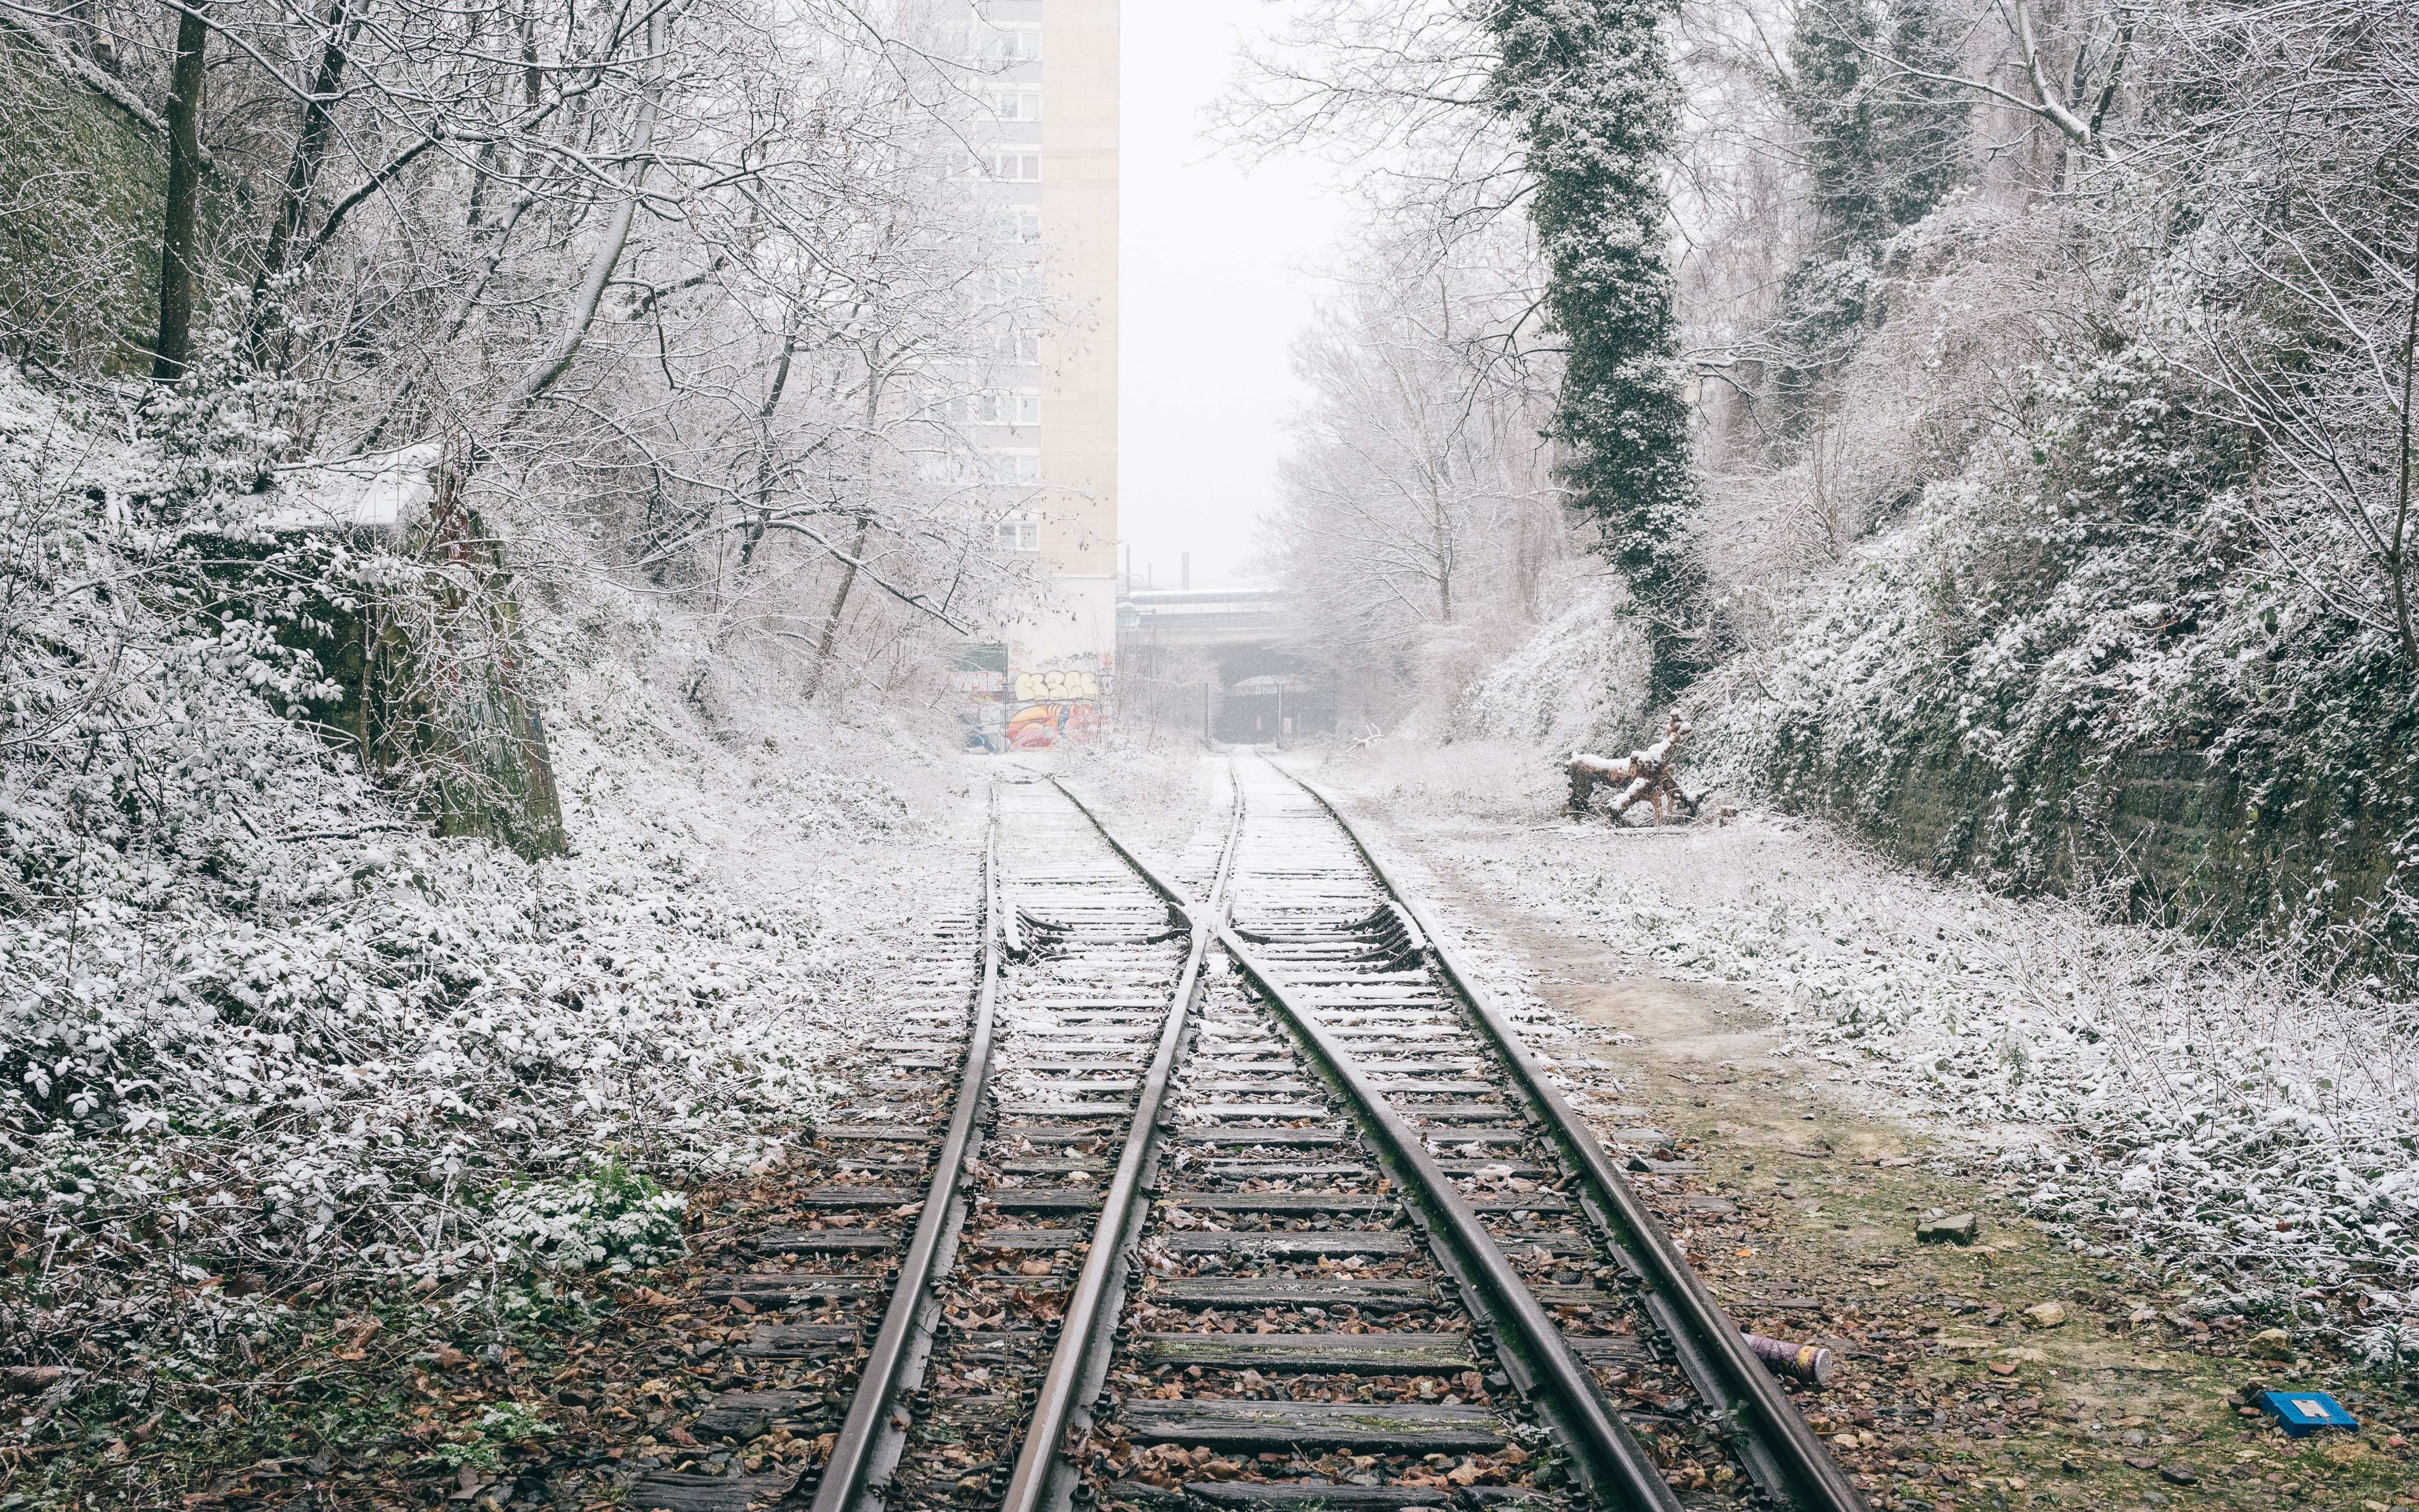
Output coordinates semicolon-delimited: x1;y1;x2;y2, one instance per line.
623;758;1863;1512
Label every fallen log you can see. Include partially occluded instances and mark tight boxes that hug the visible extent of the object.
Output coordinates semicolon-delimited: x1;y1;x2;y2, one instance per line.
1566;716;1696;824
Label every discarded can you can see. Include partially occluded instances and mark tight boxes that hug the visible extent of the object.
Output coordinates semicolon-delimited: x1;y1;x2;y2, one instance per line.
2259;1389;2357;1437
1742;1330;1836;1386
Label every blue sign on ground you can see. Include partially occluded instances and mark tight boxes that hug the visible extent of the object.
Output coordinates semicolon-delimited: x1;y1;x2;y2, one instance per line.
2258;1390;2358;1437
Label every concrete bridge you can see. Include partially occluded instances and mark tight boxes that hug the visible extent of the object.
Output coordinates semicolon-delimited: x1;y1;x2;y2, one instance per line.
1117;588;1288;646
1115;589;1332;741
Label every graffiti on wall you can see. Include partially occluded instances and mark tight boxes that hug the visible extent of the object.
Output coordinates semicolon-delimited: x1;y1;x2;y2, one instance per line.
957;649;1108;753
1014;668;1099;703
1005;700;1101;749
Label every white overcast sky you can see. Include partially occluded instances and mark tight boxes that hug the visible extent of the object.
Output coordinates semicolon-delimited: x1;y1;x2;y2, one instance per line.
1119;0;1344;593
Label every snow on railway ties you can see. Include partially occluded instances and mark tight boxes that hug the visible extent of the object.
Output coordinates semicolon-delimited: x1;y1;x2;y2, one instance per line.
617;833;988;1512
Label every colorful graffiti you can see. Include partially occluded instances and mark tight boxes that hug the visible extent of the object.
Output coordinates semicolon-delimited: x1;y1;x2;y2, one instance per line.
956;646;1109;752
1013;668;1099;703
1004;700;1102;749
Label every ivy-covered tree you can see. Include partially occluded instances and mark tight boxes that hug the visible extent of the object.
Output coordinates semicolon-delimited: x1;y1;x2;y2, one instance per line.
1488;0;1714;713
1772;0;1969;425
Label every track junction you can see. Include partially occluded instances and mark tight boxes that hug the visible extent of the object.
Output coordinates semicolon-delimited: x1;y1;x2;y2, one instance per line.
627;753;1864;1512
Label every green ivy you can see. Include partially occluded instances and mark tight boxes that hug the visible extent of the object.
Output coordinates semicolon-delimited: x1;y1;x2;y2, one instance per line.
1771;0;1969;432
1488;0;1715;713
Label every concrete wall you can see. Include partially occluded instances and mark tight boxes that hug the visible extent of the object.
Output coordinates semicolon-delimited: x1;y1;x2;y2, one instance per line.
0;26;169;372
1762;720;2414;969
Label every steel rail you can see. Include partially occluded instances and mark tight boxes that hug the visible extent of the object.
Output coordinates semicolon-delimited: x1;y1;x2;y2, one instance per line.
812;786;1008;1512
1272;762;1868;1512
1052;777;1678;1512
997;773;1248;1512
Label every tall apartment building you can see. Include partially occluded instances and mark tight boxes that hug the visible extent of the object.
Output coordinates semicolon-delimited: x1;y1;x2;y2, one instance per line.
961;0;1119;752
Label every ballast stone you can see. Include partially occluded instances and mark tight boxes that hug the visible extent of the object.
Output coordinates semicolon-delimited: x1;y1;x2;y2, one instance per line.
1916;1212;1980;1245
2248;1328;2295;1361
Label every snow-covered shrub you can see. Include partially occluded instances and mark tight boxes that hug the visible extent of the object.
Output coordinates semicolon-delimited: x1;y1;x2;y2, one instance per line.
483;1158;687;1275
1701;190;2419;982
2353;1319;2419;1373
0;375;972;1376
1455;578;1649;750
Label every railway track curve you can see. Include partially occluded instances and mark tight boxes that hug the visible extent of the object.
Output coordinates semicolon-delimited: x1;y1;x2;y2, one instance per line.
621;758;1864;1512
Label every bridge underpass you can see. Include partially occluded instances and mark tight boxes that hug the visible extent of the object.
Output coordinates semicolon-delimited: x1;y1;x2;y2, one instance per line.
1113;589;1334;744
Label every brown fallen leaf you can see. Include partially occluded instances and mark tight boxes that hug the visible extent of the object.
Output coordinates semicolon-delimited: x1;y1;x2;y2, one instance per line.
0;1366;63;1396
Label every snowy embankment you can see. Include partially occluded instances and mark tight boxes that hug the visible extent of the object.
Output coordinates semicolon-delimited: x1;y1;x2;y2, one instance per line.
0;381;977;1370
1314;741;2419;1364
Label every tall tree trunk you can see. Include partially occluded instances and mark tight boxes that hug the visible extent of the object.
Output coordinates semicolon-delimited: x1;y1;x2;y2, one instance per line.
2390;240;2419;672
808;510;876;692
152;0;210;383
807;359;885;693
740;321;802;568
1431;479;1454;623
246;0;353;366
1488;0;1717;713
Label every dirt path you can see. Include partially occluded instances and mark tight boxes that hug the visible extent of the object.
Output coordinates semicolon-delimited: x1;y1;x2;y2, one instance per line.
1336;795;2418;1512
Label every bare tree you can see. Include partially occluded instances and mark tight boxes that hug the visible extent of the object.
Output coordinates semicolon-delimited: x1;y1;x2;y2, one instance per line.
1265;226;1572;719
2161;0;2419;672
1845;0;2135;157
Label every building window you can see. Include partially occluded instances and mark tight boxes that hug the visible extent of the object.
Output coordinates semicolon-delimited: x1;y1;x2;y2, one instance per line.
992;265;1040;304
999;26;1041;60
989;150;1041;182
991;452;1041;486
1008;208;1041;244
958;391;1041;427
990;88;1041;121
994;517;1041;552
987;327;1037;365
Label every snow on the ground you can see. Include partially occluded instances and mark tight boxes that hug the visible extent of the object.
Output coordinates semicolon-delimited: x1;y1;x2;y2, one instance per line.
1303;739;2419;1362
1041;738;1223;868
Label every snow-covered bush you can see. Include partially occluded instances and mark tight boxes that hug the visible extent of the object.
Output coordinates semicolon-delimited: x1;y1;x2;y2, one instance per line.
0;375;972;1376
483;1157;687;1275
1455;579;1649;751
1682;150;2419;982
2353;1320;2419;1373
